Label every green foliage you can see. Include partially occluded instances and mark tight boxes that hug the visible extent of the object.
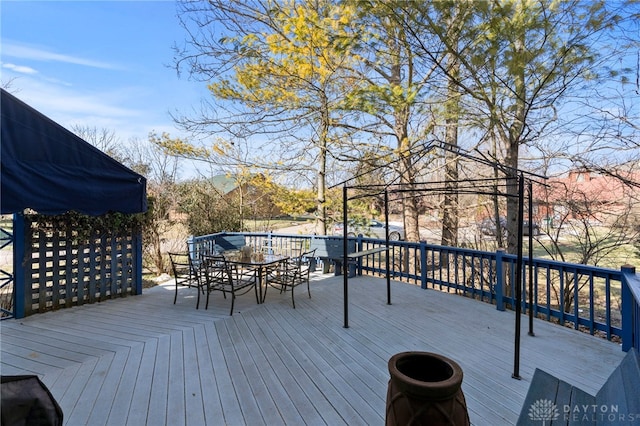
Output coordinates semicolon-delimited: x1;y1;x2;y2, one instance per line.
175;0;638;245
149;131;209;159
177;180;242;236
271;186;317;217
211;1;356;103
30;210;147;244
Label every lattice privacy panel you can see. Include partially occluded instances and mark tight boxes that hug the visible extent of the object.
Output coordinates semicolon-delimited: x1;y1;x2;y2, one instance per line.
24;217;139;315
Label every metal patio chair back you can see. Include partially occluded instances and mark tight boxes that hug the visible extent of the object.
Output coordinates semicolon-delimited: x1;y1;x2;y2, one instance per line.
201;255;259;315
266;249;316;308
168;251;203;307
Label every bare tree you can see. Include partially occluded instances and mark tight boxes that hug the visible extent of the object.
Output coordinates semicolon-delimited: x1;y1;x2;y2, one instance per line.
1;78;18;91
535;170;640;312
124;133;183;274
400;1;633;253
71;125;124;161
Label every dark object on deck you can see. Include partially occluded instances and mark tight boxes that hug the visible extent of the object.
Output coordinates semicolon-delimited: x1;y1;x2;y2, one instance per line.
1;375;63;426
516;348;640;425
386;351;470;426
309;237;356;276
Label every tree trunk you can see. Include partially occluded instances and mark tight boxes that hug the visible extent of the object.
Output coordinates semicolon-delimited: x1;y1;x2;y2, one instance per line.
505;19;527;254
389;46;420;242
315;101;329;236
396;105;419;242
400;148;420;242
441;30;460;247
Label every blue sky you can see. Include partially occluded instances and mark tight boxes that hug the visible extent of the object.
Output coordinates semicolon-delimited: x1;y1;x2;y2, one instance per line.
1;0;204;144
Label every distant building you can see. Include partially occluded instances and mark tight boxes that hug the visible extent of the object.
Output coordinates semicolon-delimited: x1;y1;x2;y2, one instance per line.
532;169;640;225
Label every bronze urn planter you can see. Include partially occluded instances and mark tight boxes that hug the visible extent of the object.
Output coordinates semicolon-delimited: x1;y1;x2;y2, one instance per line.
386;351;470;426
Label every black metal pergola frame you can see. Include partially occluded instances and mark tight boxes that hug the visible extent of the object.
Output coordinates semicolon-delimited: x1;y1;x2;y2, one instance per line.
330;140;547;379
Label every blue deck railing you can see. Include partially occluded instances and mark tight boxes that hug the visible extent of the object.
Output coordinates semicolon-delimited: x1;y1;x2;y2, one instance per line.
190;231;639;351
621;266;640;352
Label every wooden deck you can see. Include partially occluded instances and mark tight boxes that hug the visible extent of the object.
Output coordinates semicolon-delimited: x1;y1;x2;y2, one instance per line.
1;273;626;425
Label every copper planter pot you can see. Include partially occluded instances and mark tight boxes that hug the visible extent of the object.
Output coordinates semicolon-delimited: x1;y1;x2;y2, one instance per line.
386;351;470;426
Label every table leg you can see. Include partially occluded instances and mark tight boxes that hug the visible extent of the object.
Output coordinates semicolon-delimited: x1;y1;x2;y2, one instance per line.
257;267;264;303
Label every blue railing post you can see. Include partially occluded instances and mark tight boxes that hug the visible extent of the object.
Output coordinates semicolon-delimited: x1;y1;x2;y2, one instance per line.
420;241;428;289
356;235;364;276
495;249;505;311
13;212;26;319
621;264;638;352
133;230;143;295
187;236;194;259
264;232;273;254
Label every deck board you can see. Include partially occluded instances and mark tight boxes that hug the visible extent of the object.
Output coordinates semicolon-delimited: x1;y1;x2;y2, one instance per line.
1;273;626;426
242;310;337;425
192;323;221;425
146;333;171;426
104;342;143;426
126;337;157;426
207;322;244;425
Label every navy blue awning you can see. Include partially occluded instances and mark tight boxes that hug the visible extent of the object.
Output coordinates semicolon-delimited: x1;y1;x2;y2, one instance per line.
1;89;147;216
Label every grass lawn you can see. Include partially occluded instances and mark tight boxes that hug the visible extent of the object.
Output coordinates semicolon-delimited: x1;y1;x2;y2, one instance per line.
530;233;639;270
243;216;314;232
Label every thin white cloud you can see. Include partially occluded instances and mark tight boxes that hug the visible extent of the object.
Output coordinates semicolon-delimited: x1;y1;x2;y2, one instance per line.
3;41;122;70
6;76;183;143
21;84;142;118
1;62;38;75
41;76;74;87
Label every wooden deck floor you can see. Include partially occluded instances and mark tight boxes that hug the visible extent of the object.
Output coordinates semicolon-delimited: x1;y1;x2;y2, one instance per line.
1;273;626;426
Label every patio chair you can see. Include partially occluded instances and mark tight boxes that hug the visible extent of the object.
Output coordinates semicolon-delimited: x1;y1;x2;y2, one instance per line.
284;239;304;258
265;249;316;308
260;239;303;257
201;255;259;315
168;252;203;307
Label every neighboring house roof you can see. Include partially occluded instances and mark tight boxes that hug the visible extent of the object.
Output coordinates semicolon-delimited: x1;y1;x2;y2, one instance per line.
210;174;241;196
209;174;267;196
